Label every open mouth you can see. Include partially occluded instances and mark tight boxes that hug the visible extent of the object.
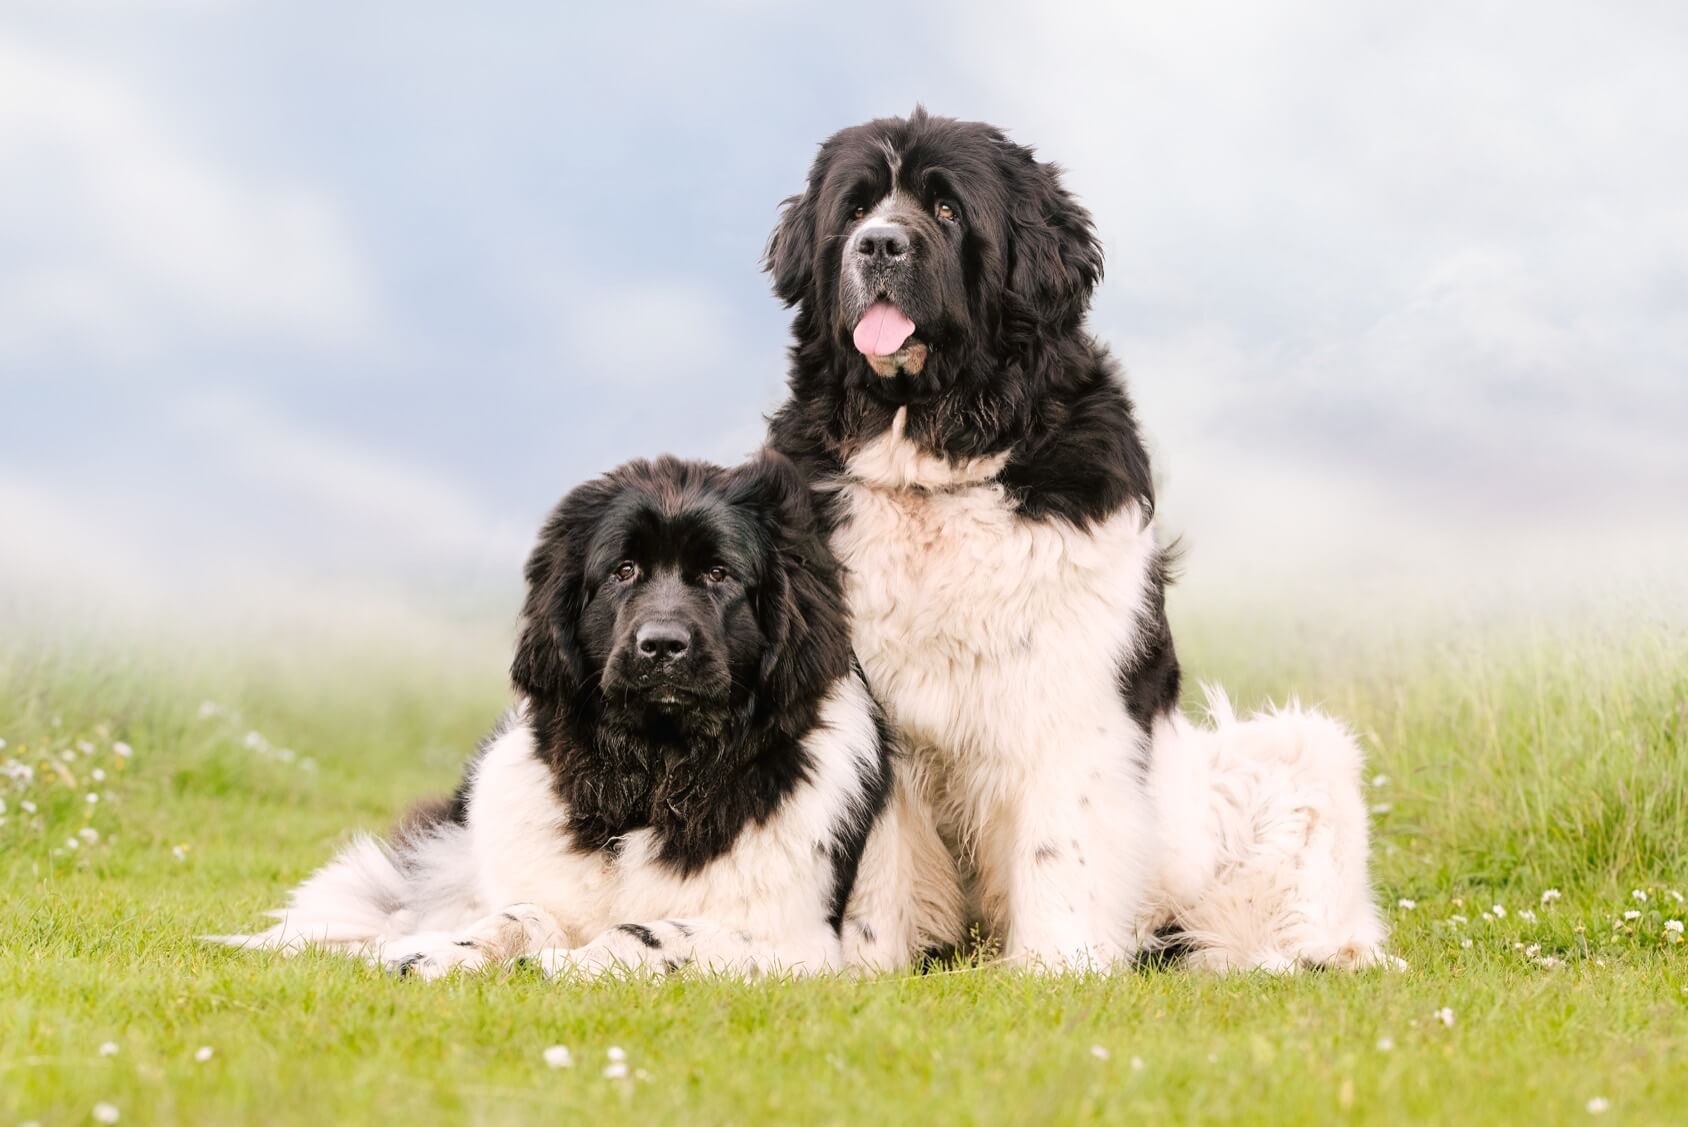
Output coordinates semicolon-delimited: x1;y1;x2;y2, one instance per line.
853;300;929;377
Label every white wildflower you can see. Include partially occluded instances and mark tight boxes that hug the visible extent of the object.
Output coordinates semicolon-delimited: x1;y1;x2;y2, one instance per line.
1632;889;1648;903
195;1046;215;1063
1586;1097;1610;1114
1492;904;1506;919
543;1045;572;1069
1669;890;1684;904
86;792;100;805
1130;1056;1145;1072
99;1041;119;1057
21;800;37;814
1434;1007;1455;1028
1534;956;1562;968
79;827;100;844
1623;910;1641;921
77;740;94;754
603;1061;629;1080
1397;899;1417;910
1664;920;1684;934
1375;1037;1394;1052
1461;938;1473;949
606;1046;626;1062
1540;889;1562;905
1524;944;1541;957
113;742;132;758
1518;909;1537;923
243;731;268;752
93;1102;120;1124
172;844;189;862
1449;914;1468;925
92;768;107;782
65;838;80;850
1369;802;1392;815
1370;774;1389;788
1089;1045;1109;1060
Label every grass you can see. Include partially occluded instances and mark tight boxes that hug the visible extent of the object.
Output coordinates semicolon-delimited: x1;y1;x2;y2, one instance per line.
2;609;1685;1125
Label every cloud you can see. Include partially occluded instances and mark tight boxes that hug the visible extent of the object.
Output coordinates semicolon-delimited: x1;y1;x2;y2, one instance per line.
170;392;531;568
0;33;382;365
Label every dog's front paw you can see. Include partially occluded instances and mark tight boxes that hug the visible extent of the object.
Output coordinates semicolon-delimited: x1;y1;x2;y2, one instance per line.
378;932;489;981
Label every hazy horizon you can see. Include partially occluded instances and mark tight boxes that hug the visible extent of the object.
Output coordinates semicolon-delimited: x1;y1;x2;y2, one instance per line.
4;1;1685;640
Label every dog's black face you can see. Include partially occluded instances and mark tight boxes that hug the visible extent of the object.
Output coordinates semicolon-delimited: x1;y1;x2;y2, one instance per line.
513;452;848;746
765;107;1104;404
579;487;764;722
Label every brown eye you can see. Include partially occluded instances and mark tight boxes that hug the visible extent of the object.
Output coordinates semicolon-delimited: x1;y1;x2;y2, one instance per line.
853;207;866;220
935;200;958;222
704;565;730;584
613;562;637;583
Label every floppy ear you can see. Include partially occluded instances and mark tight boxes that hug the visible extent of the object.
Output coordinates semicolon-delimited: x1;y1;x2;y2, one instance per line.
763;175;822;307
1005;157;1105;331
510;478;617;705
726;450;849;724
763;192;817;307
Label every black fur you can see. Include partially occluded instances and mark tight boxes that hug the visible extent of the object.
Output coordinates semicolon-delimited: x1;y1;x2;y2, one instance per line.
508;452;871;887
764;107;1182;726
823;684;894;931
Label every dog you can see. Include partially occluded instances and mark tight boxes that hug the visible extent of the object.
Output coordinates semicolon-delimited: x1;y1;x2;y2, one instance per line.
213;452;961;978
764;108;1388;971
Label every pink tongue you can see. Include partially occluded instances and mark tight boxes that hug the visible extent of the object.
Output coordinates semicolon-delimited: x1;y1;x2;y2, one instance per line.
853;302;917;356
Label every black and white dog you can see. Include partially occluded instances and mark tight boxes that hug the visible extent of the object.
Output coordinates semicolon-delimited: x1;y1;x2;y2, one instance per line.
216;453;960;977
765;108;1389;971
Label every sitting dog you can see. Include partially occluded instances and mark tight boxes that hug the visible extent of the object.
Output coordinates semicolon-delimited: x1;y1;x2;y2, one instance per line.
213;452;960;978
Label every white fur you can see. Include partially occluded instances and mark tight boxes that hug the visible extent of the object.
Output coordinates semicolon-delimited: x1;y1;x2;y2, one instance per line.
1142;688;1394;972
213;672;935;979
827;407;1160;967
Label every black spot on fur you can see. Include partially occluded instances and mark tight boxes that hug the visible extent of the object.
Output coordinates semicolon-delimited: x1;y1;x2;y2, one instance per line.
1034;843;1062;864
1116;545;1183;763
616;923;662;950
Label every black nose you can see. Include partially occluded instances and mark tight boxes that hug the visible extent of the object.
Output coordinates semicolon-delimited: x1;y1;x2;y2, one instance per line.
635;621;691;663
856;225;910;261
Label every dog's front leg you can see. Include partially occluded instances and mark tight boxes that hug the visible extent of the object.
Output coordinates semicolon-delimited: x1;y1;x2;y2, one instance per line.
535;918;842;980
984;717;1154;971
379;902;566;980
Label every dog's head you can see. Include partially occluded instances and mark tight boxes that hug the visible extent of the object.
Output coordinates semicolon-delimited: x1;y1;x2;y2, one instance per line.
764;107;1103;402
512;452;847;742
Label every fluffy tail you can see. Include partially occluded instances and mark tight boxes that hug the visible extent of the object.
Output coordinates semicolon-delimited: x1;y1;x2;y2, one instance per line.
204;835;424;954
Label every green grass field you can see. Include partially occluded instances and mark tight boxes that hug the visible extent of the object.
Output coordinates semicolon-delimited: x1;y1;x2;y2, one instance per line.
3;608;1684;1125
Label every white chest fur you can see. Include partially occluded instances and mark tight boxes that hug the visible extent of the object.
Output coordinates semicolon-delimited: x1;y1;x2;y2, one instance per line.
827;409;1162;961
464;676;880;948
831;409;1157;759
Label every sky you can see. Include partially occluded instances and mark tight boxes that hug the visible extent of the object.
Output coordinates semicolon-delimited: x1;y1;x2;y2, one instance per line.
2;0;1685;639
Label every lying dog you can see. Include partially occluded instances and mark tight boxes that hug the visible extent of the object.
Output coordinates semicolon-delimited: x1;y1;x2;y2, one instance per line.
214;452;959;978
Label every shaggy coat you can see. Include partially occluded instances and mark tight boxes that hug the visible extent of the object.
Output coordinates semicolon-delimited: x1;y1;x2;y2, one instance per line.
214;453;961;977
765;108;1388;970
